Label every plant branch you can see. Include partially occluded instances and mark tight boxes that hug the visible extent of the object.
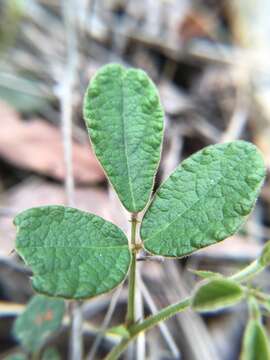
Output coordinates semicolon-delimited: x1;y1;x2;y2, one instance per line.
106;252;269;360
126;213;138;326
229;259;264;282
105;298;190;360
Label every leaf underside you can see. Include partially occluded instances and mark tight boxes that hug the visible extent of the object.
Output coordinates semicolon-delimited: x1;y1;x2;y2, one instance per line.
14;206;131;299
13;295;65;353
141;141;265;257
192;279;244;312
83;64;164;212
241;319;270;360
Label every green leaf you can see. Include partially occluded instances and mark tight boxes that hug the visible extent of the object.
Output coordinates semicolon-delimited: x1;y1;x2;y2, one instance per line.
13;295;65;353
42;347;61;360
4;354;27;360
192;278;244;312
14;206;131;299
83;64;164;212
240;319;270;360
141;141;265;257
189;269;222;279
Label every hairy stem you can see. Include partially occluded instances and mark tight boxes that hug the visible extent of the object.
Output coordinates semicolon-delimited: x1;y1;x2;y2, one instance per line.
106;251;267;359
126;213;138;326
229;259;264;282
130;298;190;336
106;298;190;360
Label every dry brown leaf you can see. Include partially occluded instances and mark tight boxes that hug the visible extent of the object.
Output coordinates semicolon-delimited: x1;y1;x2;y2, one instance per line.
0;101;105;184
178;10;216;43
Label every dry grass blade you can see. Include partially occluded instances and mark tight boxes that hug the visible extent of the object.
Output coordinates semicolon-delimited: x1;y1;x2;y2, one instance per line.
138;274;181;359
87;286;122;360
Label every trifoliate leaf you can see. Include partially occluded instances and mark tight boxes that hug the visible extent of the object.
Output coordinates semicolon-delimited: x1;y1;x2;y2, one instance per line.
240;319;270;360
192;278;244;312
14;206;131;299
141;141;265;257
83;64;164;212
13;295;65;353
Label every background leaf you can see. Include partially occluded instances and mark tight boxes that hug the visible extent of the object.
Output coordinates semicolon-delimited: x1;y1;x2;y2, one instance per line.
13;295;65;353
14;206;131;299
192;278;244;312
141;141;265;257
84;64;164;212
240;319;270;360
41;347;61;360
4;354;27;360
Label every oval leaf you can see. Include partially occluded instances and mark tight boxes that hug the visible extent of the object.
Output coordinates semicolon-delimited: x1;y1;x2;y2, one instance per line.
14;206;131;299
83;64;164;212
141;141;265;257
241;319;270;360
192;278;244;312
13;295;65;352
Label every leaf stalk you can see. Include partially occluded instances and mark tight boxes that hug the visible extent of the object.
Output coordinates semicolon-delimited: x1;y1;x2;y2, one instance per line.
229;259;264;283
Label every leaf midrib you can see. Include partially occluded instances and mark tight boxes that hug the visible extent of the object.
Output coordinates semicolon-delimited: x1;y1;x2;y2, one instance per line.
121;70;136;210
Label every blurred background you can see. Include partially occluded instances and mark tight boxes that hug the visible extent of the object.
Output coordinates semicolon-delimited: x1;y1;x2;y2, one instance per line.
0;0;270;359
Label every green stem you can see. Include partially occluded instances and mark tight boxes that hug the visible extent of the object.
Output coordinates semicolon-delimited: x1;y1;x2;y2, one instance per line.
106;251;267;359
126;213;138;326
105;298;190;360
129;298;190;335
229;259;264;283
248;288;270;303
247;296;261;321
